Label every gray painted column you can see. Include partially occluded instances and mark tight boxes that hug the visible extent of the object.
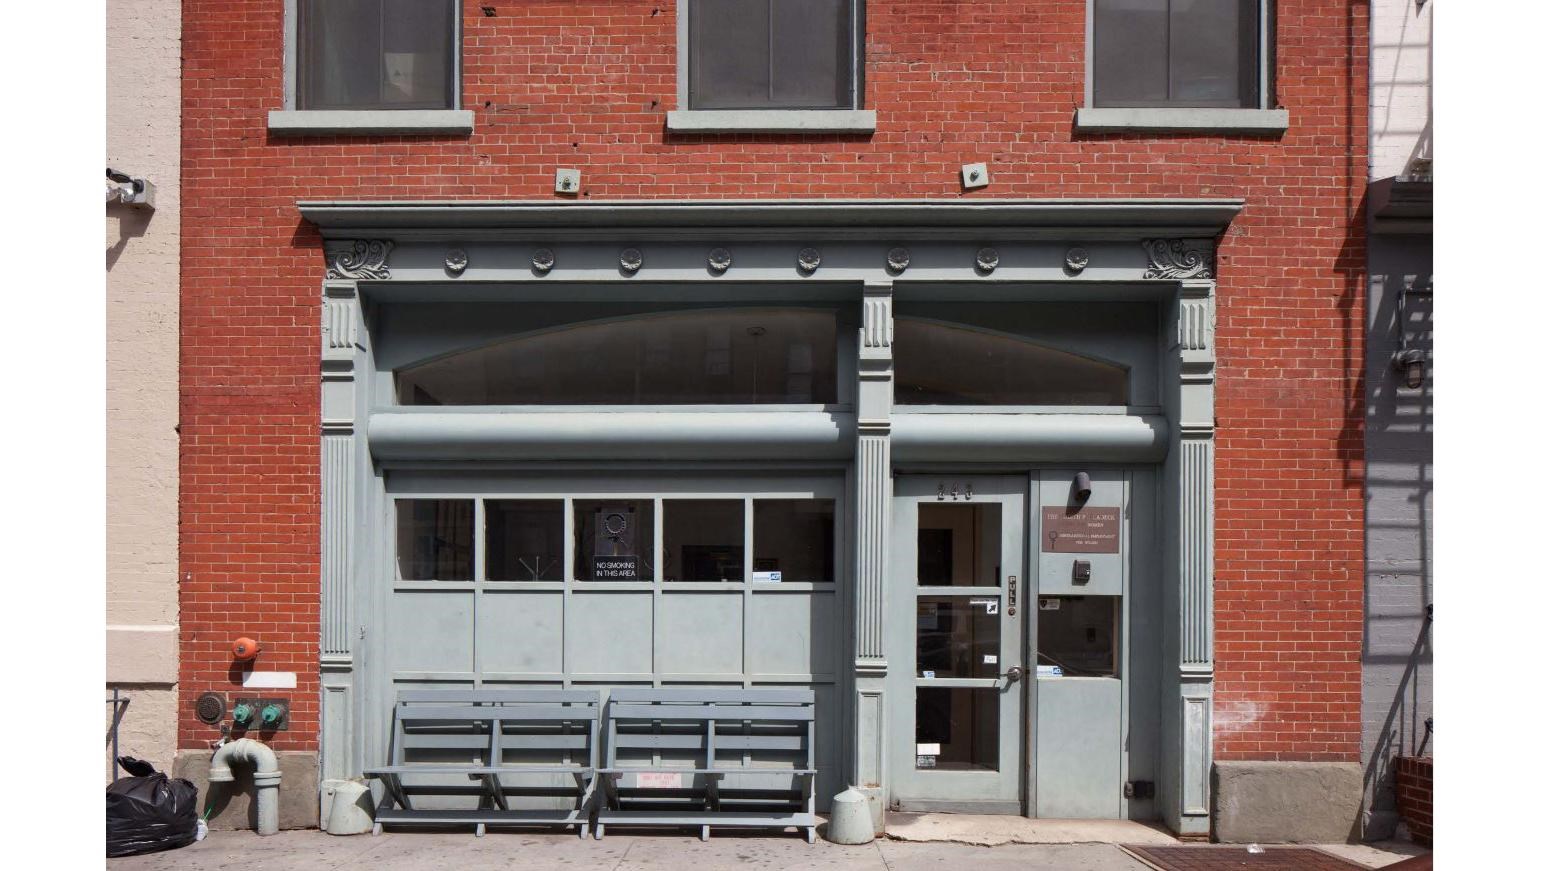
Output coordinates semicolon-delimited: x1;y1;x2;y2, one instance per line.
1162;278;1217;835
850;280;893;832
319;279;362;783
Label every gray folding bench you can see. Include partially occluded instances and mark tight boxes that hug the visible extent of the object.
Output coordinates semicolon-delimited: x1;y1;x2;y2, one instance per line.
595;688;818;842
364;689;600;838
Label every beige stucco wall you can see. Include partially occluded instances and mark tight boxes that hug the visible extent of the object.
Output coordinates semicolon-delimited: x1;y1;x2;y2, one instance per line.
106;0;180;776
1371;0;1432;180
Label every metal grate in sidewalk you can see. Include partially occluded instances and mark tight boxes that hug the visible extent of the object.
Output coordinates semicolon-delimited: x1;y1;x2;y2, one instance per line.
1121;845;1374;871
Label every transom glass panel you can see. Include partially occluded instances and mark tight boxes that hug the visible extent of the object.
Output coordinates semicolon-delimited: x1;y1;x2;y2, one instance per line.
895;318;1129;405
396;309;839;406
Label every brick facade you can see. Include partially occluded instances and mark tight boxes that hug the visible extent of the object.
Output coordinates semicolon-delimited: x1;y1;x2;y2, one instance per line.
1394;755;1433;845
179;1;1368;760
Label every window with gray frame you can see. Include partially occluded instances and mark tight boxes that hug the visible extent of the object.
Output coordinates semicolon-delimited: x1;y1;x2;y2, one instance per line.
687;0;860;110
1092;0;1262;109
298;0;457;111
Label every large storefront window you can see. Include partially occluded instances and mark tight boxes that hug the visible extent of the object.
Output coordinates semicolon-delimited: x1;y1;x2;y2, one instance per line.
395;309;839;406
894;318;1129;405
392;496;836;583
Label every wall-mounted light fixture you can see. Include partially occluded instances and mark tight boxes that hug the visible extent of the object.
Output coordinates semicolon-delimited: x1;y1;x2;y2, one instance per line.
1390;274;1432;390
106;167;155;209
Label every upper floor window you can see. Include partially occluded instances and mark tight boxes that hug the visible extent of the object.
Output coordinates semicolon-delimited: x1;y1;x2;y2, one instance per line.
687;0;861;110
1092;0;1262;109
297;0;458;111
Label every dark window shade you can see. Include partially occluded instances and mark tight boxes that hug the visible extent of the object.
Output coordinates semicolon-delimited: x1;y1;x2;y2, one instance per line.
689;0;853;110
299;0;456;111
1093;0;1259;109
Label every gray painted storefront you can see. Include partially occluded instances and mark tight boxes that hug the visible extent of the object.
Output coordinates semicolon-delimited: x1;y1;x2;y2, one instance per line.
305;200;1232;836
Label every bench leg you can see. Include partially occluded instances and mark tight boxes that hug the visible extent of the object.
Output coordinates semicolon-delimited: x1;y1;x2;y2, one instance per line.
371;822;382;837
594;822;605;840
578;821;589;840
475;823;486;838
806;826;817;844
700;824;710;842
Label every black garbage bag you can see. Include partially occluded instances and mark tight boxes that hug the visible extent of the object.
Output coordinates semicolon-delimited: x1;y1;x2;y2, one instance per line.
106;758;200;858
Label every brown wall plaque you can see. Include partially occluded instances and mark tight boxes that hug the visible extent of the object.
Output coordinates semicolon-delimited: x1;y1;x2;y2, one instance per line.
1041;507;1121;553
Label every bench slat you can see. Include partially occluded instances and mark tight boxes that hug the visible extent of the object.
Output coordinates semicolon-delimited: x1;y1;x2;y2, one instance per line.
608;688;814;704
610;734;806;751
609;704;813;721
397;689;601;704
367;765;594;776
399;706;598;722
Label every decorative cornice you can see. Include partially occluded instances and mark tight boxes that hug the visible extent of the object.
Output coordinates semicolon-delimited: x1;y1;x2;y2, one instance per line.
1143;238;1214;280
325;239;393;280
298;199;1245;243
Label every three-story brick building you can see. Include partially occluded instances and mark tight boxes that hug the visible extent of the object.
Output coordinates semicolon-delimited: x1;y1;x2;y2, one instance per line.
177;1;1368;841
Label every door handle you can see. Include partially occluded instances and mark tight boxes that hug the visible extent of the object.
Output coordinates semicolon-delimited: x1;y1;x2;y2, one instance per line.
1002;666;1025;683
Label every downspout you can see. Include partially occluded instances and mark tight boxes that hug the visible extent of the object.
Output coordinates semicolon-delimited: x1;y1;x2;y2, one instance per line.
209;738;282;835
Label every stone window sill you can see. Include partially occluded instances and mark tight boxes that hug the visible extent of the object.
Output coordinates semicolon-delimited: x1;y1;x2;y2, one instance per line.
666;109;877;134
1074;107;1290;134
267;109;475;136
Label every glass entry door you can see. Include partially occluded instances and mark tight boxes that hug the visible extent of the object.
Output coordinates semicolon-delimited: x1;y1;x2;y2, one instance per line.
889;476;1026;812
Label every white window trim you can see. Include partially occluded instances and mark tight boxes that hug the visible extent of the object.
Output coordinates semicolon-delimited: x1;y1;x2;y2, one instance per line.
1077;0;1288;134
669;0;872;134
269;0;472;136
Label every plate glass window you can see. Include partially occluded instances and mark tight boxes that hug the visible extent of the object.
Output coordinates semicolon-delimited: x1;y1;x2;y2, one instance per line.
299;0;457;111
1092;0;1261;109
688;0;857;110
486;500;564;581
574;500;655;581
753;499;835;582
894;318;1129;406
395;499;473;580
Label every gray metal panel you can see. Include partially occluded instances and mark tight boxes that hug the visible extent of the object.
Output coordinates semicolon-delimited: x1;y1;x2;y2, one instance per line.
656;592;745;676
1038;471;1126;596
746;591;838;676
567;592;655;677
478;590;564;675
1035;677;1123;819
892;414;1167;464
369;411;855;462
386;590;473;674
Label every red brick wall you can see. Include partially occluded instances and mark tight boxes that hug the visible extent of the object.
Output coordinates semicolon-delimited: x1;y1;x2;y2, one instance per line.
179;1;1368;757
1395;756;1433;845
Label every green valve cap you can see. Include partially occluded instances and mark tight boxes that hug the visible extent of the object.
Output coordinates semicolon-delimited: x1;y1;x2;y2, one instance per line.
232;703;254;726
261;704;284;728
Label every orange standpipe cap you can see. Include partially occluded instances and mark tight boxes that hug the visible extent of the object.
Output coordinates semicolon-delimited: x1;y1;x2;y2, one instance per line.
231;637;262;661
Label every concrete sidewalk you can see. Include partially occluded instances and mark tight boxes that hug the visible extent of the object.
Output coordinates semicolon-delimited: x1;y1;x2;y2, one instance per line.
108;830;1425;871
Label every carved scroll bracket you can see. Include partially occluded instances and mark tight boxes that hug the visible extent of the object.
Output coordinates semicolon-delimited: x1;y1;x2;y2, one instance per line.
325;239;393;280
1143;239;1214;280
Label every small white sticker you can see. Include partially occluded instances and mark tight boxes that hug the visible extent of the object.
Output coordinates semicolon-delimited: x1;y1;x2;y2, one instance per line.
635;772;683;789
922;670;936;679
985;601;999;614
916;743;941;756
983;654;999;665
916;755;937;769
751;570;783;582
1039;598;1061;611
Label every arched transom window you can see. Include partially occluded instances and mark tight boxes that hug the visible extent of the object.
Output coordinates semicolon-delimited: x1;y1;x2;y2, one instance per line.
396;308;839;406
